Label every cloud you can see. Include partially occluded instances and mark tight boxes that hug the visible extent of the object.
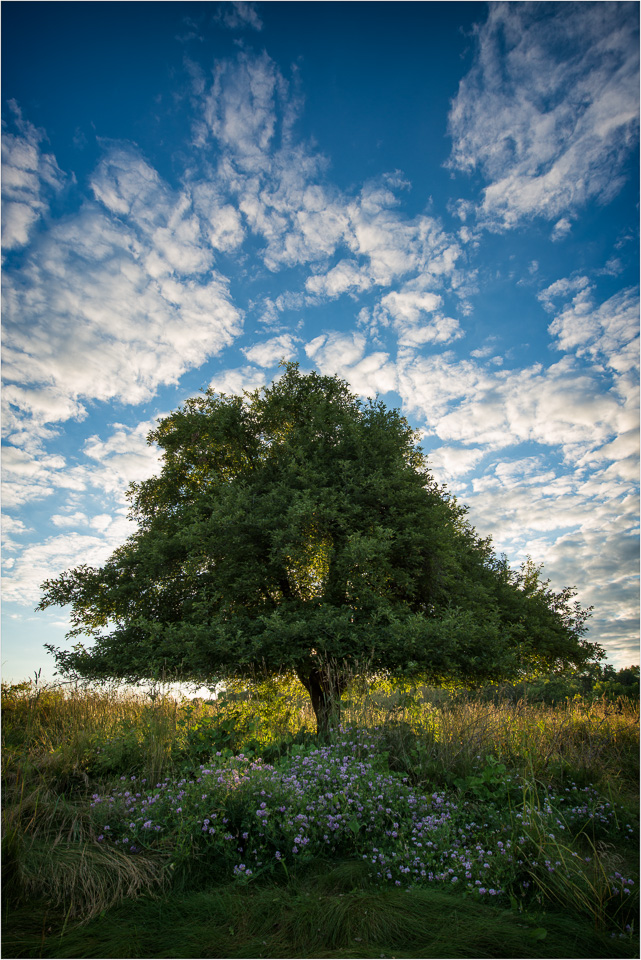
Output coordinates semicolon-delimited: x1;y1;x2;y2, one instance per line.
193;53;465;295
193;52;358;273
190;183;245;251
1;516;31;537
372;287;463;348
448;2;639;228
82;420;163;495
209;365;269;396
395;312;636;465
51;512;90;528
305;331;398;397
1;101;66;253
2;418;161;511
305;259;373;299
426;445;487;481
1;530;133;606
541;281;639;376
1;514;33;555
2;420;163;603
196;51;288;166
2;445;69;507
242;334;299;367
215;2;263;32
551;217;572;242
459;458;639;668
2;146;243;436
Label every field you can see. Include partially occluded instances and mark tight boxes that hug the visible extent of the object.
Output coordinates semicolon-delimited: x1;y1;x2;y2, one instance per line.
2;675;639;959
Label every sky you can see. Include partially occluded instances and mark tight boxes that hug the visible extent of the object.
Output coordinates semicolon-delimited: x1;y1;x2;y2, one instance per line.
2;1;639;684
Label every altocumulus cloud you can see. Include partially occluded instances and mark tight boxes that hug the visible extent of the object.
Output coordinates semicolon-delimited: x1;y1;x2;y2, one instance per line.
1;100;65;254
448;1;639;229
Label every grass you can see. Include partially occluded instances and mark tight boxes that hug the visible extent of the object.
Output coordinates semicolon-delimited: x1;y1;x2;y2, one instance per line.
3;867;635;959
2;676;639;958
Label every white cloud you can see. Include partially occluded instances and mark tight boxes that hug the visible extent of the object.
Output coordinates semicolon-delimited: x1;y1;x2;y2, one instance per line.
208;365;268;396
305;259;373;299
1;445;70;507
426;445;486;481
91;514;115;533
51;512;90;528
2;419;161;512
538;275;591;311
543;282;639;375
1;530;134;606
1;516;31;537
379;289;442;323
551;217;572;242
448;2;639;228
1;101;65;253
82;420;163;496
193;53;466;299
1;514;33;555
2;148;243;434
371;288;463;348
396;340;635;467
1;419;165;604
305;331;397;397
190;183;245;251
196;51;286;166
242;334;299;367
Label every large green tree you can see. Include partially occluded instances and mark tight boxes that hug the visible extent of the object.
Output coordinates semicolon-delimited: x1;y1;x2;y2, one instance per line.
39;363;600;731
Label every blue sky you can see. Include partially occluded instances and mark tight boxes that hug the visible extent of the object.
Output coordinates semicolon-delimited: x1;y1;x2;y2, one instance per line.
2;1;639;683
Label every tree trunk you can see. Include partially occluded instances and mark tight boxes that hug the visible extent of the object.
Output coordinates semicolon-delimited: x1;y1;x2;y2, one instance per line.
296;666;346;736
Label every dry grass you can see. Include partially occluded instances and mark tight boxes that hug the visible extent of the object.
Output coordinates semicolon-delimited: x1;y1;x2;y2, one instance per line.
2;675;638;926
342;683;639;794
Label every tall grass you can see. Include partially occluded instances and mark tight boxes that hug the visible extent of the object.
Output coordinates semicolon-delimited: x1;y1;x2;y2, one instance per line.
343;680;639;797
2;676;638;958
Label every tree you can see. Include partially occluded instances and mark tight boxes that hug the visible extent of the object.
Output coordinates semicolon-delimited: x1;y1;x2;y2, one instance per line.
38;363;601;733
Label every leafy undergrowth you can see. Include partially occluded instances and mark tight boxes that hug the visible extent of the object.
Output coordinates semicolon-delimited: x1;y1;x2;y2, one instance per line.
2;680;639;958
80;728;637;930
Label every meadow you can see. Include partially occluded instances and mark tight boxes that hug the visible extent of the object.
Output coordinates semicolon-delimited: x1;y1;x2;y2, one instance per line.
2;674;638;959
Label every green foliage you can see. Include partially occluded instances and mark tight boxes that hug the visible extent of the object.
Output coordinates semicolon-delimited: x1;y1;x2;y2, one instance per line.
455;755;516;804
37;364;599;731
481;664;640;705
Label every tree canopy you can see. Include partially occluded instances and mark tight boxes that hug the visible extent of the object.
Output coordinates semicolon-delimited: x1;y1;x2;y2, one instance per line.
39;363;600;731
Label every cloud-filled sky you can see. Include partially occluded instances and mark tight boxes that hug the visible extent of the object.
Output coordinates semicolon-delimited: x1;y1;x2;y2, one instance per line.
2;1;639;681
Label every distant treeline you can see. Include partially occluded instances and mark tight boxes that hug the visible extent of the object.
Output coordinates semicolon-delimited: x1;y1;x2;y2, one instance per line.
480;664;640;705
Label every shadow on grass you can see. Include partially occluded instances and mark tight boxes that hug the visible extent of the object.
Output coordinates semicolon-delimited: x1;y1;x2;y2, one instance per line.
3;861;637;960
